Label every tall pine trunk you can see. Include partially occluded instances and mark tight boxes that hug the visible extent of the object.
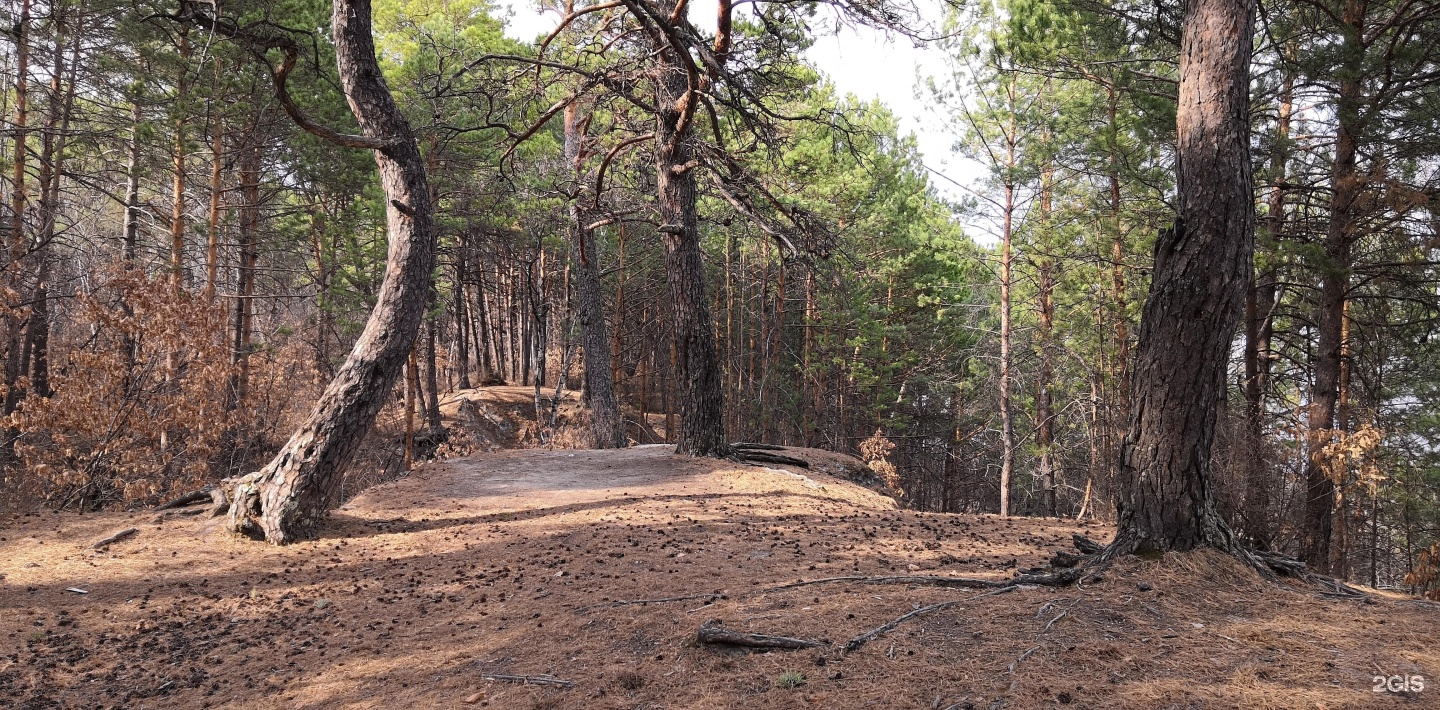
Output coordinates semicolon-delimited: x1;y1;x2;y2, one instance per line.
652;11;727;456
1302;0;1364;572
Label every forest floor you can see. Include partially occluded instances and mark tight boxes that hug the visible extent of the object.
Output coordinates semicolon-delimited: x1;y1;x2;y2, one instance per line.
2;442;1438;709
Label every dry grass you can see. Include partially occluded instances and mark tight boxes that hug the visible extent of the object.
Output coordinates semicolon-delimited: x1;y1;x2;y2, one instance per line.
1;445;1435;709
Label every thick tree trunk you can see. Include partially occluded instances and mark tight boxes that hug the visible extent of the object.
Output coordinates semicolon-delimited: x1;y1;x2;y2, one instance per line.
1107;0;1256;558
653;22;727;457
564;103;625;448
3;0;32;438
225;0;435;543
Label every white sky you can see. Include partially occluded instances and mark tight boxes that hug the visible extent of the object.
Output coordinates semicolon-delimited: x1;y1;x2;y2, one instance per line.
500;0;969;201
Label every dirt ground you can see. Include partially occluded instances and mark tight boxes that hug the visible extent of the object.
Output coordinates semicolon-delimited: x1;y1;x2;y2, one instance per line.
2;445;1436;709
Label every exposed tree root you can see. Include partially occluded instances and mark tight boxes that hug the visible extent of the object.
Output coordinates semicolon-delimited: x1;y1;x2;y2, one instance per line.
1024;524;1368;600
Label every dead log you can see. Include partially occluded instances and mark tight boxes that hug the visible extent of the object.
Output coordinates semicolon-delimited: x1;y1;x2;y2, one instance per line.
731;442;787;451
697;623;824;650
734;451;810;468
156;488;215;510
92;528;138;549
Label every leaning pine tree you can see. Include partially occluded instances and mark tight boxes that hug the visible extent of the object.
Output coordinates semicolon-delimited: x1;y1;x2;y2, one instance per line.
181;0;436;543
1098;0;1261;562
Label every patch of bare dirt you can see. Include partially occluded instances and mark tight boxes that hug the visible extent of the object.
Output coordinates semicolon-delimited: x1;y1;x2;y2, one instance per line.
1;445;1435;709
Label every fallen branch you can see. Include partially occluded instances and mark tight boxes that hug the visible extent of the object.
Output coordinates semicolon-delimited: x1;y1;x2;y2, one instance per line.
730;442;787;451
155;488;215;510
735;451;810;468
1007;644;1041;674
698;623;825;650
575;593;721;613
479;673;575;688
763;574;1015;593
92;528;138;550
843;585;1018;653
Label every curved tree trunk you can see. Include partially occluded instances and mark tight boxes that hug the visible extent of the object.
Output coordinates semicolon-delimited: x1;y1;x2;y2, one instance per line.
225;0;434;543
1106;0;1257;559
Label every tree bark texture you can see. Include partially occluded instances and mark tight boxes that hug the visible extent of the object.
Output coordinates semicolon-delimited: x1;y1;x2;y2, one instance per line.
1108;0;1256;556
564;103;625;448
225;0;435;543
652;16;727;457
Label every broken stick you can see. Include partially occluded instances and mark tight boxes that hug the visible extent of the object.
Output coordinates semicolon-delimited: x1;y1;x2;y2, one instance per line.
92;528;139;550
843;585;1018;654
479;673;574;688
698;623;825;650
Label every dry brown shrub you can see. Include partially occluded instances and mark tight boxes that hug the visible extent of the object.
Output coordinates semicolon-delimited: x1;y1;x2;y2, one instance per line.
859;428;902;496
5;269;311;510
1404;541;1440;600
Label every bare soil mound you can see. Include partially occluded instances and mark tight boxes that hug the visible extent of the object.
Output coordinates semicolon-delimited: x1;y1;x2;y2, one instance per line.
2;446;1436;709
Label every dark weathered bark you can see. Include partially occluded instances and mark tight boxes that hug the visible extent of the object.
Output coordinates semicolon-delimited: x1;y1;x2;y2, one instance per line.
224;0;435;543
564;103;625;448
652;9;727;456
1105;0;1257;559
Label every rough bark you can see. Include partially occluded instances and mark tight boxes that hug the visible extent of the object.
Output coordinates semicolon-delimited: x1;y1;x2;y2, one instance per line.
652;9;727;457
1105;0;1257;560
225;0;435;543
563;103;625;448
